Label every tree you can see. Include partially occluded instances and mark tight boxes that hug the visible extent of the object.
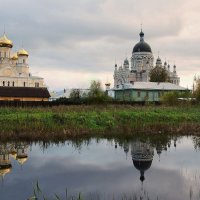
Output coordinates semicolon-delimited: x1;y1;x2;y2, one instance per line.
69;89;81;99
88;80;104;98
193;77;200;101
149;66;169;82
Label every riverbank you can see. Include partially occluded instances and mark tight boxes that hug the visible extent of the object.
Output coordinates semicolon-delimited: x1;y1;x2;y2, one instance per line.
0;105;200;141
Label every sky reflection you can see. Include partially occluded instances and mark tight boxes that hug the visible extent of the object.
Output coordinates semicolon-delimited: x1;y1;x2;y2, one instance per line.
0;136;200;200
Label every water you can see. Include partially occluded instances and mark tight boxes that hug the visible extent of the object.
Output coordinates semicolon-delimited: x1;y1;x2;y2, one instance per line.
0;136;200;200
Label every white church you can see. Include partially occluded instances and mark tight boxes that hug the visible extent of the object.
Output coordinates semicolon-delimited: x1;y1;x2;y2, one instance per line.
106;30;188;102
113;30;180;88
0;33;50;101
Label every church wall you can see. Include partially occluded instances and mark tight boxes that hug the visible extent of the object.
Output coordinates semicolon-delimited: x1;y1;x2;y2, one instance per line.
0;77;44;87
0;47;11;59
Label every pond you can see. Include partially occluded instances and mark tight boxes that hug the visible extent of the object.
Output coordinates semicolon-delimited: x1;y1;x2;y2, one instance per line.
0;136;200;200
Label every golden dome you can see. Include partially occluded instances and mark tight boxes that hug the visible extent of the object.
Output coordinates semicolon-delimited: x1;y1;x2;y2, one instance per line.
16;156;28;165
11;53;18;60
0;34;13;48
0;168;11;177
18;48;29;56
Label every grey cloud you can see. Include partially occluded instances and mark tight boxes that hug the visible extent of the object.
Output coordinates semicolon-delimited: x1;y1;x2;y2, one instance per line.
0;0;199;88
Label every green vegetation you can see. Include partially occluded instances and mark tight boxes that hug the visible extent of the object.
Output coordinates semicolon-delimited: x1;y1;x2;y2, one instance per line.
0;105;200;141
149;66;169;82
160;91;193;105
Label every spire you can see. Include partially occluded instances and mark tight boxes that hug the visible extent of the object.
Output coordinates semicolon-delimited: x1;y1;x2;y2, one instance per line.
140;170;145;182
139;24;144;42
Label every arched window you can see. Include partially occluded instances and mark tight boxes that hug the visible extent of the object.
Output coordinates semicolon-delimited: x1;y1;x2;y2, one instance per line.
13;81;15;87
8;81;10;86
3;81;5;86
23;59;25;64
24;82;26;87
4;52;6;58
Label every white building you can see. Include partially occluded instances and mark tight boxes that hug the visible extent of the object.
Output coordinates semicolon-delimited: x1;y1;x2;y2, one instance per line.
114;30;180;88
0;33;50;101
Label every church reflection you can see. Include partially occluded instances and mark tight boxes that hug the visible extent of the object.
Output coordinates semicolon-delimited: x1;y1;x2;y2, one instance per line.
131;141;154;183
115;137;178;183
0;142;29;179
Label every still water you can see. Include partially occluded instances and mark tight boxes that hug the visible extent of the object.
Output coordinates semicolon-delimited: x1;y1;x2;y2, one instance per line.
0;136;200;200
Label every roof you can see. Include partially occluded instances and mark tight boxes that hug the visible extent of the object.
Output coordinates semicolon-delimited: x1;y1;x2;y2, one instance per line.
0;34;13;48
133;31;152;53
0;87;50;98
18;48;29;56
133;41;152;53
113;82;189;91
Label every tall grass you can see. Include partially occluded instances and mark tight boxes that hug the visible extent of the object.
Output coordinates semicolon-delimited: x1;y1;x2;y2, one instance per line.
0;105;200;141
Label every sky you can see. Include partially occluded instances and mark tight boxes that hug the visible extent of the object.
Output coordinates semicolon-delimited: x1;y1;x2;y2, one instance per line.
0;0;200;91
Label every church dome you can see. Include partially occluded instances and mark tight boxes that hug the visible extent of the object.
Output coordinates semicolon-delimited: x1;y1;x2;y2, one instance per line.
0;168;11;177
133;31;152;53
18;48;29;56
0;34;13;48
156;56;162;66
11;53;18;60
124;58;129;65
133;160;152;172
16;156;28;165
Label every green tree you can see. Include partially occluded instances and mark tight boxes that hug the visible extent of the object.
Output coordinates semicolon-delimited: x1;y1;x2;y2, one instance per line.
193;78;200;101
88;80;104;98
69;89;81;99
149;66;169;82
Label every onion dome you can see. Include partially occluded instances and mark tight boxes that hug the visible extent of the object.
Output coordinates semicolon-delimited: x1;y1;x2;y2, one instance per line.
156;56;162;67
105;82;111;86
0;34;13;48
0;162;12;170
17;48;29;56
0;168;11;177
16;155;28;165
124;58;129;65
133;160;152;182
133;30;152;53
11;53;18;60
131;141;154;182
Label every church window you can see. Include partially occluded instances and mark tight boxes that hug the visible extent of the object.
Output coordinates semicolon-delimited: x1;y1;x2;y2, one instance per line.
24;82;26;87
4;52;6;58
8;81;10;86
13;81;15;87
23;59;25;64
3;81;5;86
146;91;149;98
137;91;141;97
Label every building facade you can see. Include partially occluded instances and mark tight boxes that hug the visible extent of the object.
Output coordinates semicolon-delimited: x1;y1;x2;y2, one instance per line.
114;30;180;88
112;82;189;102
0;34;50;101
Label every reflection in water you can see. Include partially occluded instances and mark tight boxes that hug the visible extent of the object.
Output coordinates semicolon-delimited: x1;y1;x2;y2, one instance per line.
131;140;154;183
0;136;200;199
0;144;12;179
0;142;29;179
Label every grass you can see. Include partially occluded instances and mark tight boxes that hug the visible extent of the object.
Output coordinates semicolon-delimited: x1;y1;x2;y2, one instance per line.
0;105;200;141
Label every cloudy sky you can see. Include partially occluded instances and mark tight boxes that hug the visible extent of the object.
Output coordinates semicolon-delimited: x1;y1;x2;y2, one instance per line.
1;0;200;90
